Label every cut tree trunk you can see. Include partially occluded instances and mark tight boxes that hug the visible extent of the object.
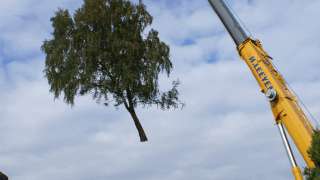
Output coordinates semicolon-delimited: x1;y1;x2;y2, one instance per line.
128;108;148;142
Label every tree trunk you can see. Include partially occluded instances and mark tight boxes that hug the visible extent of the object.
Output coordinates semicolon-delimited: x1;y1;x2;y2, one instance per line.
128;108;148;142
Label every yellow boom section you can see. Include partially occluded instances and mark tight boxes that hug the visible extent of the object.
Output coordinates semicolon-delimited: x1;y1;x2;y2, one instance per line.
208;0;316;178
238;38;315;169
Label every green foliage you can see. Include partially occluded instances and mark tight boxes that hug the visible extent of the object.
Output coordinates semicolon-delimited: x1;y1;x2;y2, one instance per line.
305;130;320;179
42;0;182;141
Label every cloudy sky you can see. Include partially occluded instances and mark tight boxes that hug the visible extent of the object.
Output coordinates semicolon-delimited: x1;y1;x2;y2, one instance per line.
1;0;320;179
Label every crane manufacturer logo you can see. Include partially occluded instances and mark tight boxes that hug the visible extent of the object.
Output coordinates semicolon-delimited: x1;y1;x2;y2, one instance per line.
249;56;273;90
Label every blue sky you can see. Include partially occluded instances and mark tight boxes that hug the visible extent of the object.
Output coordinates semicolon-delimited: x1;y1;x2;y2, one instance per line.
1;0;320;179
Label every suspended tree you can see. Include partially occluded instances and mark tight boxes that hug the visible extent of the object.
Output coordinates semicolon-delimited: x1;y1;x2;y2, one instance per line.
42;0;182;142
305;130;320;179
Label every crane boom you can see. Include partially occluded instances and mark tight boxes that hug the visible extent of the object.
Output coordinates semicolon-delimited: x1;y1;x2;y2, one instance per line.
208;0;315;179
208;0;249;45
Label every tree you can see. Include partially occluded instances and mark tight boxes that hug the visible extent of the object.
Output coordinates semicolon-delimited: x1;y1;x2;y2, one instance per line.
41;0;182;142
305;130;320;179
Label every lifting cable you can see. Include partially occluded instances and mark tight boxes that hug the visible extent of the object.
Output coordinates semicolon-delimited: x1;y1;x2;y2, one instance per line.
271;59;320;129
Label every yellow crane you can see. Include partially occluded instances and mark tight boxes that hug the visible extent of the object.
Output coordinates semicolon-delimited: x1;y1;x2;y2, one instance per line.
208;0;316;179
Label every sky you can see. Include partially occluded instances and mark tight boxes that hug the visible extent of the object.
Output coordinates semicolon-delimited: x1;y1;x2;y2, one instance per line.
0;0;320;179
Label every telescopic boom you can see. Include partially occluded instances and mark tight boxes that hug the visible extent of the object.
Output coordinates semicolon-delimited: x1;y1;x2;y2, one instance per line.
208;0;315;179
208;0;249;46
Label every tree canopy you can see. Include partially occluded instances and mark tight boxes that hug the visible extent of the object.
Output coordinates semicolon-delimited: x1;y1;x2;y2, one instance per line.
305;130;320;179
42;0;182;142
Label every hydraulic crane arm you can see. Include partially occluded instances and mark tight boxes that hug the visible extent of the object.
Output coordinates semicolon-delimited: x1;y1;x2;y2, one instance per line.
208;0;315;179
